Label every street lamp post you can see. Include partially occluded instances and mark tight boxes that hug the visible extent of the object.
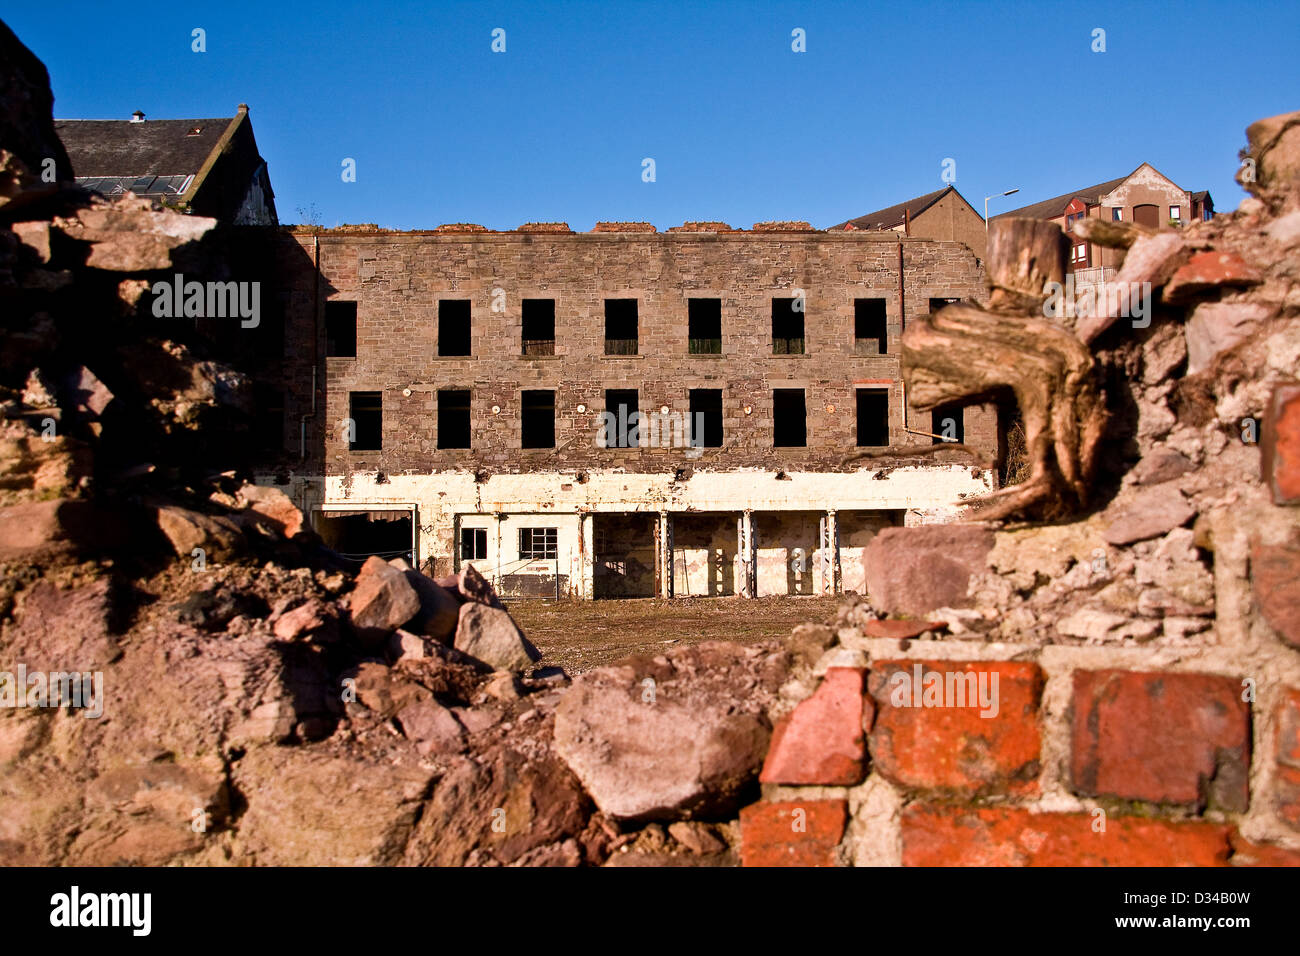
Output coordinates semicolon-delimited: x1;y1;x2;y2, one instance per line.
985;188;1020;234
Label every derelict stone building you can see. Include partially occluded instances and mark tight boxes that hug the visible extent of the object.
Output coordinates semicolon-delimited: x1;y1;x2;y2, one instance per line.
270;220;999;599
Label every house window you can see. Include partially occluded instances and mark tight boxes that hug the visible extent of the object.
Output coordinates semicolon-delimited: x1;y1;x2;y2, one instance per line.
688;298;722;353
521;299;555;356
438;300;471;356
1169;205;1181;221
929;297;961;312
325;300;357;357
1202;206;1213;222
771;298;804;354
520;389;555;448
1111;208;1123;221
932;404;964;444
604;299;638;355
437;389;471;449
854;298;888;354
460;527;487;561
604;389;639;448
348;391;382;451
772;389;807;447
855;389;889;447
1071;243;1088;266
688;389;723;448
519;527;558;560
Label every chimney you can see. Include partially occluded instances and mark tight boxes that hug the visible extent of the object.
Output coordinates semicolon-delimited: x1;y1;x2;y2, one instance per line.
130;110;145;123
237;103;249;115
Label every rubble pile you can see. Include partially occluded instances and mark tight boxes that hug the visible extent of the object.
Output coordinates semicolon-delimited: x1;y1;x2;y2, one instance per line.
4;14;1300;865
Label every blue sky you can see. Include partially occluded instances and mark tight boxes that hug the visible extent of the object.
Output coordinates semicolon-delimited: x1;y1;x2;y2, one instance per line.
10;1;1298;229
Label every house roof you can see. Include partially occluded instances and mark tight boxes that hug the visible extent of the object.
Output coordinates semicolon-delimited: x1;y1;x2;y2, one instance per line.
992;176;1130;222
834;185;967;231
54;116;234;181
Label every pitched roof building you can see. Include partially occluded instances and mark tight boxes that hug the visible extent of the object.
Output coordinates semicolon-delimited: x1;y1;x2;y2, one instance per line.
991;163;1212;279
833;185;987;260
54;104;277;224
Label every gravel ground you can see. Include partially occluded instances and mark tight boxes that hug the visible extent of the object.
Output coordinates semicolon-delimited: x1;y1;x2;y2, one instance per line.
509;594;842;675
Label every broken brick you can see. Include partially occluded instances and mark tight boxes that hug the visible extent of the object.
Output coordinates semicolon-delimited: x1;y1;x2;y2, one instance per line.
739;800;847;867
902;805;1232;866
867;660;1043;796
760;667;869;786
1070;670;1251;812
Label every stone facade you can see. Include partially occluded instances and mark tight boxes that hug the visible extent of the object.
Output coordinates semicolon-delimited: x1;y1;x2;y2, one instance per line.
271;226;998;598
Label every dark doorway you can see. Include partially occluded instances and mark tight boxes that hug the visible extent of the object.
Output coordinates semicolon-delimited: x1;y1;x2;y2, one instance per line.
593;514;656;598
314;510;414;569
1133;204;1160;228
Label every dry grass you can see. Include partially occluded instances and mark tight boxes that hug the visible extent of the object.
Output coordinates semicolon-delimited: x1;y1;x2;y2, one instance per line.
510;595;842;675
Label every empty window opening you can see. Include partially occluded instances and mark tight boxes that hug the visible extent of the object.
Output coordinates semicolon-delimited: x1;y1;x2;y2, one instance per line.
314;510;413;569
460;527;487;561
688;298;722;353
325;300;357;357
252;384;284;452
772;298;805;354
519;527;558;560
689;389;724;448
856;389;889;446
437;389;471;449
349;391;382;451
521;299;555;356
773;389;807;447
932;404;965;444
929;297;961;313
604;299;638;355
604;388;639;449
855;298;888;355
521;389;556;448
438;300;471;356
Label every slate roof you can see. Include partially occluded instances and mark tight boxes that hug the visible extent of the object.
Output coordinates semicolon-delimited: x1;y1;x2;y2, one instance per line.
54;116;232;183
834;186;956;231
992;176;1129;222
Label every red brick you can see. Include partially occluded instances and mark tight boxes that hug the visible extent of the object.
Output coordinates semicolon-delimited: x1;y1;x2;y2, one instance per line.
1253;541;1300;649
1275;690;1300;830
862;619;947;639
1164;250;1263;302
867;661;1043;796
739;800;847;867
1262;383;1300;504
902;805;1232;866
1071;670;1251;812
760;668;870;786
1229;832;1300;866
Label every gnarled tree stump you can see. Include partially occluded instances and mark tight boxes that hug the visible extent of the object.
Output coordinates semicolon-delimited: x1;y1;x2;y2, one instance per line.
901;218;1108;521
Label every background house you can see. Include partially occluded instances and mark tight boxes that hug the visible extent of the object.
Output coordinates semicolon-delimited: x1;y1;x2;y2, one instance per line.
54;104;277;224
834;185;988;261
991;163;1212;286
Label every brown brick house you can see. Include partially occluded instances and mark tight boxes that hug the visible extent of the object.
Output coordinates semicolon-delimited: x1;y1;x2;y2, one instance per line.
991;163;1212;281
269;222;1000;600
834;186;988;261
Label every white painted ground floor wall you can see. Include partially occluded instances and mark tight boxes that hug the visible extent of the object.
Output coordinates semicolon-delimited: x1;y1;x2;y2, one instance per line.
276;466;992;600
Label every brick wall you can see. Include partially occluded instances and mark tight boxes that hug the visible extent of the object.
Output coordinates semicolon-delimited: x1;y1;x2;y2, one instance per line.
274;228;991;477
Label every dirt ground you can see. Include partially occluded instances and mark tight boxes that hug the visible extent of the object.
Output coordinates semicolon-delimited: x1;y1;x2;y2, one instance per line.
509;595;843;675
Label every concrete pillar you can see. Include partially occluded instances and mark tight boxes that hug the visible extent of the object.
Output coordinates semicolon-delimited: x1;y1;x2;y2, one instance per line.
738;510;756;598
820;510;841;595
493;512;504;593
577;511;595;600
656;511;674;599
